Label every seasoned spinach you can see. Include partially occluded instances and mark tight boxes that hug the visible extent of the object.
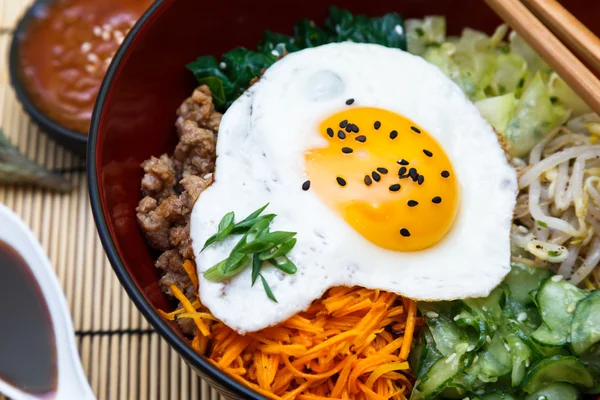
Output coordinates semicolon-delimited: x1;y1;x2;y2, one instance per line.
186;6;406;109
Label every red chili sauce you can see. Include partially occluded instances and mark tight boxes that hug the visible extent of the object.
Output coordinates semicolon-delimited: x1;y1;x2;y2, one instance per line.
19;0;152;135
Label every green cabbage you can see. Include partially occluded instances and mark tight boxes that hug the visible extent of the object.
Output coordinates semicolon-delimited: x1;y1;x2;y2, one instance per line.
408;17;585;158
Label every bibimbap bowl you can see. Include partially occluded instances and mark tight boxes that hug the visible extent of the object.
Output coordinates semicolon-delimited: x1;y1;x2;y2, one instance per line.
89;0;600;399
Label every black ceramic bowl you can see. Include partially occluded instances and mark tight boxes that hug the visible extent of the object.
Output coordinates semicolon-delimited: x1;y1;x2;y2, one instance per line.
9;0;89;156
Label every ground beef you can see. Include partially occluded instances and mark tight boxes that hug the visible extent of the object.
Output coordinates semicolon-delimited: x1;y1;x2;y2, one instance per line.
136;85;221;334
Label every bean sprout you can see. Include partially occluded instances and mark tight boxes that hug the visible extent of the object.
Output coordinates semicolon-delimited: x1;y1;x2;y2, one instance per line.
514;122;600;285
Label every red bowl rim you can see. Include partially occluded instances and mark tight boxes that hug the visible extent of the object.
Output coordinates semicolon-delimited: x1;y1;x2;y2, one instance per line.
87;1;264;398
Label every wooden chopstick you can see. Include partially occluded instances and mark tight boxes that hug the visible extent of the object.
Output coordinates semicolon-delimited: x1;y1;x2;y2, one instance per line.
485;0;600;116
522;0;600;75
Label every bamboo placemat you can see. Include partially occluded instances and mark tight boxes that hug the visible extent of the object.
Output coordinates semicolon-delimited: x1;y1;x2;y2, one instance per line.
0;1;222;399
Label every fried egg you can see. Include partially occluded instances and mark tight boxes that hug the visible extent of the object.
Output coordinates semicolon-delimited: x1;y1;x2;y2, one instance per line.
190;42;517;334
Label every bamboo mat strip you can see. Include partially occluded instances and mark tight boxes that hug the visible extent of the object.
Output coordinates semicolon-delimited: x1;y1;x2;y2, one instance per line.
0;0;221;399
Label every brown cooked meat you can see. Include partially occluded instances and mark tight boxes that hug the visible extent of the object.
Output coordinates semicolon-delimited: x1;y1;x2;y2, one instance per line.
136;85;221;333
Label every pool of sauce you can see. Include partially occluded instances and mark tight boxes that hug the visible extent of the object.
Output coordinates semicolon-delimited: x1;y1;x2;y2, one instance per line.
0;240;57;395
18;0;151;135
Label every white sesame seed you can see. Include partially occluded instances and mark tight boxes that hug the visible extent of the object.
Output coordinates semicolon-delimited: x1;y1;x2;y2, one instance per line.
425;311;439;319
104;56;113;65
116;36;124;45
492;324;497;330
453;315;460;321
87;53;100;63
80;42;92;53
486;335;492;343
85;64;97;73
517;312;528;322
395;24;404;35
567;303;576;313
537;396;547;400
466;345;475;352
525;359;530;367
93;26;102;36
504;343;511;351
102;31;110;41
473;355;479;363
102;24;112;32
445;353;457;364
518;225;528;233
271;49;279;57
482;306;488;311
463;398;470;400
551;275;564;282
219;62;227;69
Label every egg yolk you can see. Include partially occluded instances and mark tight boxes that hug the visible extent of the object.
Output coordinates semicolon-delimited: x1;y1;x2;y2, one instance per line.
305;107;459;252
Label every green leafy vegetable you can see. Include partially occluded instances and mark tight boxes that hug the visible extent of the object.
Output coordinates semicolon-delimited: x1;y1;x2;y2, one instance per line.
187;6;406;109
201;204;297;301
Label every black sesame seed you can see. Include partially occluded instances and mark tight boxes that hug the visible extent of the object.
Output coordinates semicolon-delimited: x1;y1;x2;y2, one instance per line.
423;149;433;157
397;159;409;166
398;167;407;176
302;180;311;191
351;124;359;133
364;175;372;186
432;196;442;204
346;98;355;105
372;171;381;182
411;174;419;182
377;167;388;174
407;200;418;207
441;170;450;178
411;126;421;133
374;121;381;130
417;175;424;185
345;124;353;133
389;184;401;192
338;130;346;139
336;177;347;187
340;120;348;128
390;130;398;139
342;147;353;154
409;168;417;180
326;128;334;138
400;228;411;237
355;135;367;143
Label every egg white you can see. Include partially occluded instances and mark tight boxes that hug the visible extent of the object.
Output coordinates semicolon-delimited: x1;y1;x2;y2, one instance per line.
190;42;517;334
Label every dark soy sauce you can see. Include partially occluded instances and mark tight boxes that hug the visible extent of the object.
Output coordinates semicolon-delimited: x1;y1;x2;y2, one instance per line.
0;240;57;396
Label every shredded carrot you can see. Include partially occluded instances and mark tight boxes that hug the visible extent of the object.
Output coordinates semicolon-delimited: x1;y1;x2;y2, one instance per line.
160;260;416;399
399;299;417;361
169;284;210;337
182;259;199;290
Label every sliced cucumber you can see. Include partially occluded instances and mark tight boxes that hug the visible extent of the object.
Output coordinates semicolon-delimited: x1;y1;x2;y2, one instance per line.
455;308;488;351
570;290;600;355
504;263;553;305
532;324;567;347
467;331;512;381
521;355;594;394
523;382;579;400
411;353;470;400
427;313;470;357
505;332;532;387
463;286;506;326
535;277;587;343
477;393;517;400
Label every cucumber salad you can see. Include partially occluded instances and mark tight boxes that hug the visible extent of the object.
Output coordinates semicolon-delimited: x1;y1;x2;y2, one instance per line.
407;17;600;400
